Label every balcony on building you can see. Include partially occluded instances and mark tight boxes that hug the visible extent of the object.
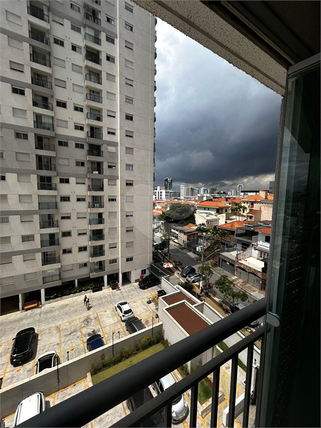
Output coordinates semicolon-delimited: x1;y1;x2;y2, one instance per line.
88;161;103;175
37;178;57;191
84;6;101;25
89;213;104;225
86;110;103;122
38;196;58;210
39;214;58;229
88;196;104;209
90;260;105;274
33;94;53;111
34;114;54;131
87;144;103;158
92;0;101;6
42;269;60;285
87;127;103;140
85;49;101;65
36;155;56;171
85;71;102;85
86;90;102;104
88;180;104;192
35;135;55;152
30;48;51;68
31;72;52;90
89;230;105;242
84;29;101;46
29;26;50;45
42;251;60;266
90;245;105;258
40;233;59;248
27;2;49;23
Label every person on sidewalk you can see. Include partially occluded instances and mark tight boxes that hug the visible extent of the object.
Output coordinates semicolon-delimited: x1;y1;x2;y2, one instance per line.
84;295;88;306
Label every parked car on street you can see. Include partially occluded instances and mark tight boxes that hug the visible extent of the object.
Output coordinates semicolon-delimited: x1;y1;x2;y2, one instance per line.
10;327;37;366
139;274;160;289
127;387;164;427
125;317;145;334
87;334;105;351
35;351;59;374
180;266;196;278
115;301;134;322
152;373;189;424
186;272;201;283
13;392;46;427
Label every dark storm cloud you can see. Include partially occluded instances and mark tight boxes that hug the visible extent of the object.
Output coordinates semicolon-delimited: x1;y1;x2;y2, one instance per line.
154;20;282;190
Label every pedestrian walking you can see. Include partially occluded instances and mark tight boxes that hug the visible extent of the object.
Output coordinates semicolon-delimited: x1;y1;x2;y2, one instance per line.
200;285;203;295
115;281;119;290
84;295;88;306
140;273;144;281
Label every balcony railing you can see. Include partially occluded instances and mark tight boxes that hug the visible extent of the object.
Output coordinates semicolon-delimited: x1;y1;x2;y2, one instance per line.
39;220;58;229
38;202;58;210
84;34;101;46
88;202;104;208
85;54;101;65
89;218;104;225
34;121;54;131
36;162;56;171
86;93;102;103
33;99;53;111
88;184;104;192
29;30;50;45
40;238;59;248
90;264;105;273
43;273;61;284
37;182;57;190
30;53;51;67
27;5;49;22
87;148;103;157
88;167;103;175
87;130;103;139
35;141;55;152
31;76;52;89
42;255;60;265
25;299;267;427
84;12;101;25
89;234;105;241
86;112;103;121
90;249;105;258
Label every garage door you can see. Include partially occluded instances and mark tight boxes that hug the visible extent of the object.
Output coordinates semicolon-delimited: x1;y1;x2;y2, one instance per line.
237;267;248;282
221;260;234;274
249;273;261;289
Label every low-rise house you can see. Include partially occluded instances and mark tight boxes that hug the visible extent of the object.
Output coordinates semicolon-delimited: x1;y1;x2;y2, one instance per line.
171;223;198;248
195;201;230;226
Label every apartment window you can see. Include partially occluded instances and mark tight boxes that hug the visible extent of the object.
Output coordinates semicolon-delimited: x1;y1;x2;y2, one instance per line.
126;180;133;186
125;130;134;138
126;196;134;202
125;147;134;154
75;143;84;149
107;128;116;135
23;253;36;261
76;177;86;184
70;3;81;12
108;196;116;202
0;236;11;244
77;230;87;236
76;196;86;202
78;246;87;252
61;213;71;219
62;248;72;254
126;211;133;217
58;140;68;147
125;2;133;12
107;110;116;118
17;174;31;182
107;145;116;152
12;86;25;95
58;158;69;166
77;212;86;219
62;231;72;237
55;78;66;88
74;123;84;131
125;60;134;69
52;14;64;25
22;235;35;242
109;243;117;249
0;195;8;202
0;276;14;285
71;44;82;53
53;57;66;68
106;35;115;44
24;272;37;281
106;15;115;25
73;83;83;93
108;179;116;186
10;61;24;73
71;23;81;33
125;77;133;86
126;227;133;232
56;100;67;108
6;10;21;25
109;259;117;264
106;54;115;64
53;37;64;47
125;113;133;121
125;40;133;50
79;262;88;268
125;96;133;104
126;241;133;248
107;92;116;100
16;152;30;162
21;215;33;222
60;178;70;183
126;164;134;171
76;160;85;167
72;63;82;74
62;264;73;271
74;104;83;112
108;163;116;169
125;22;133;31
60;196;70;202
126;257;133;262
109;227;117;234
107;73;115;82
108;212;117;218
0;175;5;181
15;132;28;140
8;37;23;50
13;108;27;118
0;217;9;223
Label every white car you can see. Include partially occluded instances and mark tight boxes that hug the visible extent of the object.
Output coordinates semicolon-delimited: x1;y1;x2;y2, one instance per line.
13;392;46;426
115;301;134;322
35;351;59;374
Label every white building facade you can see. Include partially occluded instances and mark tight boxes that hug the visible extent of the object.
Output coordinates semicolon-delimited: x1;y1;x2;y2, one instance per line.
0;0;156;310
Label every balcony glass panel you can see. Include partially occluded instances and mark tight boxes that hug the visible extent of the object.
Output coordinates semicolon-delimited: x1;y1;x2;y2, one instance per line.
87;129;103;139
29;29;50;45
43;273;60;284
33;98;53;111
88;184;104;192
38;202;58;209
30;52;51;67
39;219;58;228
37;182;57;190
85;52;101;65
85;33;101;45
86;92;102;103
27;5;49;22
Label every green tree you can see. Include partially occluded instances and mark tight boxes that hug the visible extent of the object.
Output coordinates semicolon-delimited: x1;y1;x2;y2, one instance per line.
231;203;247;213
160;203;195;225
214;275;248;304
198;265;213;284
197;225;229;263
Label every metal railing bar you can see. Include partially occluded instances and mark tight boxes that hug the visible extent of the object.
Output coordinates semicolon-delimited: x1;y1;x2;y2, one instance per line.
227;355;239;428
20;301;266;427
190;384;198;428
242;343;254;427
164;402;171;427
210;368;220;428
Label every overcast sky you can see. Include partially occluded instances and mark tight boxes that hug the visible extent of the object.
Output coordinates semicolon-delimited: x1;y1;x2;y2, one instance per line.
154;20;282;192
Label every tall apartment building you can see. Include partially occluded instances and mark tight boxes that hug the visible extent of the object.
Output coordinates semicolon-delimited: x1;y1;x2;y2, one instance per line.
0;0;156;311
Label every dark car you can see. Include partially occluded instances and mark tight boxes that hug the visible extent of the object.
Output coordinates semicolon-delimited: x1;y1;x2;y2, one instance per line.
11;328;37;366
127;387;164;427
180;266;196;278
139;274;160;289
125;317;145;334
86;334;104;351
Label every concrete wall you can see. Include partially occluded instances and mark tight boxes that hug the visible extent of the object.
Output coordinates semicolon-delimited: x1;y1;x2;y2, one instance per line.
0;323;162;419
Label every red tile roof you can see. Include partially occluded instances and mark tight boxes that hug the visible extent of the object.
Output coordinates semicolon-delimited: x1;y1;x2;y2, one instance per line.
184;223;196;228
267;194;274;200
162;292;195;306
166;302;210;335
242;195;264;201
220;221;247;230
248;209;261;214
256;228;271;235
197;201;230;208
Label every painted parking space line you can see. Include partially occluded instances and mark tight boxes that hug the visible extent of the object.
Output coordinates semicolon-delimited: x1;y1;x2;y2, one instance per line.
78;318;86;353
97;313;108;344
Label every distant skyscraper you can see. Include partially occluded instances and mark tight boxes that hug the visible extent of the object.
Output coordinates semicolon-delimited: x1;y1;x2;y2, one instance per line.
164;177;172;190
237;184;244;195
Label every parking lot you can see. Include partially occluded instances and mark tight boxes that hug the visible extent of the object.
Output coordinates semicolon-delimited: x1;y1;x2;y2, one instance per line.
0;283;160;389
